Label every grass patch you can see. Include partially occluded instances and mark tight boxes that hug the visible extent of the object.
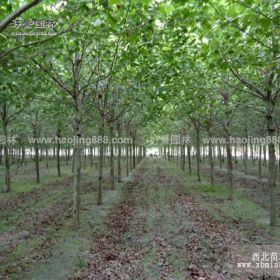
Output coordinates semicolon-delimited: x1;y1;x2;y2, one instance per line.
199;184;228;196
162;159;280;240
0;237;43;276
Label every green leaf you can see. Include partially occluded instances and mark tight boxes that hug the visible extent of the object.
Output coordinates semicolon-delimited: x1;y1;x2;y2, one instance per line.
106;12;117;26
159;3;174;15
109;0;122;5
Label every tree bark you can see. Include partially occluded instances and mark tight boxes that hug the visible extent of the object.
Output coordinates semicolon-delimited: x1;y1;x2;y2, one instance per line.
195;129;201;182
132;130;136;169
244;127;248;175
97;113;104;205
224;123;233;200
32;116;40;184
56;128;61;177
126;141;129;176
187;142;192;175
218;142;222;169
117;123;122;182
2;118;11;192
72;104;82;228
207;129;214;186
267;99;277;226
258;144;262;178
109;124;115;189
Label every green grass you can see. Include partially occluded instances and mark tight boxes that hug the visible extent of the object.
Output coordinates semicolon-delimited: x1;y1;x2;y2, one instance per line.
0;159;136;279
11;237;42;259
163;159;280;240
0;167;71;199
19;174;124;280
0;237;43;278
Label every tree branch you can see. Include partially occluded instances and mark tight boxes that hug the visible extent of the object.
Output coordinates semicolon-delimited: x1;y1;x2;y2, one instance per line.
0;21;79;60
33;59;73;96
229;65;266;98
0;0;42;32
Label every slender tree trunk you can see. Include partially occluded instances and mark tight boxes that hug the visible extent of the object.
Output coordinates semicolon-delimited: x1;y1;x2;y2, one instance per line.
263;144;267;166
278;143;280;174
195;129;201;182
21;142;25;165
15;146;20;175
218;142;222;169
207;129;214;186
224;127;233;200
234;143;237;164
244;127;248;175
129;137;133;171
126;141;129;176
117;123;122;182
258;144;262;178
46;144;49;169
0;145;3;165
109;124;115;189
97;113;105;205
168;136;171;161
32;117;40;184
56;128;61;177
83;145;86;170
182;143;185;171
250;143;254;166
267;99;277;226
187;142;192;175
72;105;82;228
132;131;136;169
244;141;248;175
3;119;11;192
90;144;93;167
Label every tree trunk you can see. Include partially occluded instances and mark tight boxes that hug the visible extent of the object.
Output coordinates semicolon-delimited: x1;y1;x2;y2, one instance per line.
97;113;105;205
132;131;136;169
117;123;122;182
109;124;115;189
33;122;40;184
263;144;267;166
126;141;129;176
56;128;61;177
72;105;82;228
267;99;277;226
195;129;201;182
225;127;233;201
244;127;248;175
182;143;185;171
3;119;11;192
258;144;262;178
90;144;93;167
244;141;248;175
46;144;49;169
129;138;133;171
207;129;214;186
0;145;3;165
218;142;222;169
187;142;192;175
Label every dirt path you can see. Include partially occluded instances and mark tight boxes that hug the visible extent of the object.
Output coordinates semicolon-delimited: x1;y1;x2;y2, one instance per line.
73;158;279;280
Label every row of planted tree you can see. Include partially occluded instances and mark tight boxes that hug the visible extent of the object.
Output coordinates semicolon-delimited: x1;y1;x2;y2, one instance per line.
0;102;146;229
158;140;280;180
1;0;280;228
